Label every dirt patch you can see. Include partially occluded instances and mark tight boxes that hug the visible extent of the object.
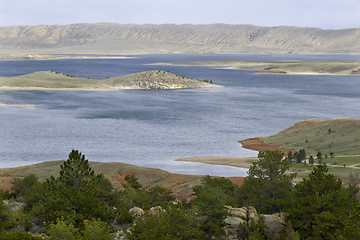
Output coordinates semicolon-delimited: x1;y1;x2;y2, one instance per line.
0;175;15;192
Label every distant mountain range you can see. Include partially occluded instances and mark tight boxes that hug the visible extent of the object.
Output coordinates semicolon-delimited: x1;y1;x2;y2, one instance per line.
1;23;359;54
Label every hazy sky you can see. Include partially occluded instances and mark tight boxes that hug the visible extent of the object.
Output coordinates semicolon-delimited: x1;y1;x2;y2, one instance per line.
0;0;359;29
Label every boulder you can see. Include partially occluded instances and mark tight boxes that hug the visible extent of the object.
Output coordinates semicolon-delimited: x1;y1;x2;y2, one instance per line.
3;199;24;212
225;216;246;226
230;207;247;220
149;206;165;215
261;213;287;238
129;207;144;217
248;206;259;225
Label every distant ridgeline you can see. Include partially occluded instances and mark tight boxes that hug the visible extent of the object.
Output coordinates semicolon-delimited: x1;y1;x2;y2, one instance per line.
0;70;221;90
0;23;359;54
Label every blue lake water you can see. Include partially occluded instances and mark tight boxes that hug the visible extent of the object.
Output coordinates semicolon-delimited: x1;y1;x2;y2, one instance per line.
0;54;359;176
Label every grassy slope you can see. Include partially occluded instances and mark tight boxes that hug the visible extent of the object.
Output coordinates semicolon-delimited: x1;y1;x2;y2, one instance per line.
239;118;360;180
261;118;360;155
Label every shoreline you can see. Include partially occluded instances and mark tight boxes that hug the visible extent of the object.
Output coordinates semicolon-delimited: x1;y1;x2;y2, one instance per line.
151;60;360;76
0;102;36;109
176;156;257;169
0;54;135;61
0;86;118;91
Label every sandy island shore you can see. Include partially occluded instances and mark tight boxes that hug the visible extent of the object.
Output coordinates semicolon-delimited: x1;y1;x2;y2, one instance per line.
0;54;134;60
0;86;116;91
0;102;36;109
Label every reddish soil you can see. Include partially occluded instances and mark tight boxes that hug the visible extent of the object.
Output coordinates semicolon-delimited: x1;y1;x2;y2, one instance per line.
0;161;245;201
110;170;244;200
239;137;294;154
0;175;14;192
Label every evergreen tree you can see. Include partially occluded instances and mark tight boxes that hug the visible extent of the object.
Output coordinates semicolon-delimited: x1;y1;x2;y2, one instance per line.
27;150;115;227
309;156;314;166
239;150;296;213
287;165;358;239
192;176;239;238
287;151;293;162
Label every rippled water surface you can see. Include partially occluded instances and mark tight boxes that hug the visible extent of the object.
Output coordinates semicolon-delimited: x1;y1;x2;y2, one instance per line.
0;54;359;176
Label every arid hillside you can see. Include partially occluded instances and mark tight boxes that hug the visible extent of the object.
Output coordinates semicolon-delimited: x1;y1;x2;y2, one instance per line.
1;23;359;54
0;161;244;200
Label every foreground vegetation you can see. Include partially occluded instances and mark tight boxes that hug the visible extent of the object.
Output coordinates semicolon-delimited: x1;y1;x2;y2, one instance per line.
1;150;359;239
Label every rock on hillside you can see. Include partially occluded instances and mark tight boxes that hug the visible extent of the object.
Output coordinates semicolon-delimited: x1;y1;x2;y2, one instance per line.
0;23;359;54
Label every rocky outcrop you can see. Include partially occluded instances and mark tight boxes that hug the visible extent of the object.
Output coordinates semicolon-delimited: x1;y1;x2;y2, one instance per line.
3;199;24;212
261;213;287;238
224;206;287;239
104;70;220;90
224;206;260;237
148;206;166;215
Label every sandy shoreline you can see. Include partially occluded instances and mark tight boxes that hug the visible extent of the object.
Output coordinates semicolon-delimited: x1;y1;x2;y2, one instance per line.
176;156;258;169
0;54;134;61
0;102;36;109
0;86;118;91
175;137;294;169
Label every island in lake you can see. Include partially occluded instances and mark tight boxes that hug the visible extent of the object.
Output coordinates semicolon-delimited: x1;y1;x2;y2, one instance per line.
0;70;221;91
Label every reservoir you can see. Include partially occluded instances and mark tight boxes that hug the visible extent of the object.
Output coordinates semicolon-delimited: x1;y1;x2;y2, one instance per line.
0;54;359;176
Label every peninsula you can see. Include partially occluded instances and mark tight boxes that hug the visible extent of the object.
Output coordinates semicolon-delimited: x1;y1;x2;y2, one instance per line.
0;70;220;90
240;118;360;155
179;118;360;180
152;60;360;76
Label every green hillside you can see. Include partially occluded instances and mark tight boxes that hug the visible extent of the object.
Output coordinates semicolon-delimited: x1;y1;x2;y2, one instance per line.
261;118;360;155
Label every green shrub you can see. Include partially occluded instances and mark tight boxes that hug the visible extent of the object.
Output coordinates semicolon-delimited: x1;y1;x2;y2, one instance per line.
0;231;43;240
82;218;113;240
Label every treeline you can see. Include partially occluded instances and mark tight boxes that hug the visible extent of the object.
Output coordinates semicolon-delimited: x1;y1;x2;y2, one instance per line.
0;150;360;239
287;149;336;166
